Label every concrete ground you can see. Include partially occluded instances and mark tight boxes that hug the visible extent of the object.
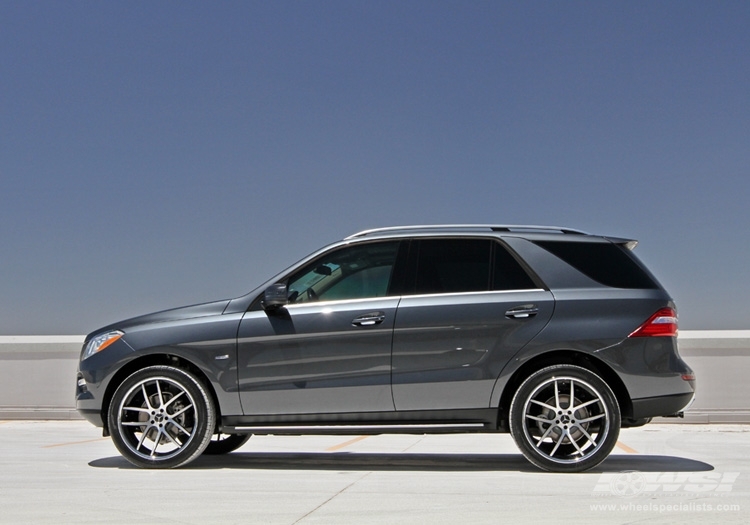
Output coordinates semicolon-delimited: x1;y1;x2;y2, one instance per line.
0;421;747;524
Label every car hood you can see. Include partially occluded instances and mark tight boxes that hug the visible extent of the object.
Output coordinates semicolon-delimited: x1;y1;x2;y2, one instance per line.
90;299;231;336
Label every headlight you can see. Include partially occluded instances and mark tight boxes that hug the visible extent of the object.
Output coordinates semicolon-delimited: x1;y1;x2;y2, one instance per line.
82;330;124;360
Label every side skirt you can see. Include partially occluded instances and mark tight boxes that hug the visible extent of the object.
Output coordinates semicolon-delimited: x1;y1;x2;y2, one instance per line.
220;408;502;435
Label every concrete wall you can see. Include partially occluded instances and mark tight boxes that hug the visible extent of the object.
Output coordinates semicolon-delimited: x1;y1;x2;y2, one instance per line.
1;332;748;422
676;331;750;423
0;336;84;419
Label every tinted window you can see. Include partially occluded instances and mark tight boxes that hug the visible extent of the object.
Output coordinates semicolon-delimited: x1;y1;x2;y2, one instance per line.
414;239;491;294
411;239;538;294
533;240;658;289
493;244;538;290
287;241;400;303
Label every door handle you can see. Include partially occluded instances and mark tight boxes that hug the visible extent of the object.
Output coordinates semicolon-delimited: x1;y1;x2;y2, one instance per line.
352;312;386;327
505;304;539;319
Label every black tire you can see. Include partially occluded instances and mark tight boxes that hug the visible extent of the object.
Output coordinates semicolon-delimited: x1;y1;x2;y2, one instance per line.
203;433;251;455
108;365;216;469
509;364;620;473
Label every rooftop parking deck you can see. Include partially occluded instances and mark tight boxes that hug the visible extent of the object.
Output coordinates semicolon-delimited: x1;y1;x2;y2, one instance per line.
0;421;747;524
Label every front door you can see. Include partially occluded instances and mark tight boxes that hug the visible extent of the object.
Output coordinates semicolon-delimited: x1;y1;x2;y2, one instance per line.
237;240;403;415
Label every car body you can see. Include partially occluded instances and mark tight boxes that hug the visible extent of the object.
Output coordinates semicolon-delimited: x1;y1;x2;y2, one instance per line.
76;224;695;472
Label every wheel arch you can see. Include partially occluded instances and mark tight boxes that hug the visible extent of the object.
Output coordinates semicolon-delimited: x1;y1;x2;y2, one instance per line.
100;354;222;437
497;350;632;430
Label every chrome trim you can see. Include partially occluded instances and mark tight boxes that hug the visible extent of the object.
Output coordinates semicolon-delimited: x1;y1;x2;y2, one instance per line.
229;423;486;432
284;296;401;309
399;289;546;300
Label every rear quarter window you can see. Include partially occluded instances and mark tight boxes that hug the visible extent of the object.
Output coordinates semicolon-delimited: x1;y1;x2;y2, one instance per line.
533;240;659;289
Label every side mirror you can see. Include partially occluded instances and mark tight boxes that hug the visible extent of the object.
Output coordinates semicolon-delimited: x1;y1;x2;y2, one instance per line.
261;283;288;311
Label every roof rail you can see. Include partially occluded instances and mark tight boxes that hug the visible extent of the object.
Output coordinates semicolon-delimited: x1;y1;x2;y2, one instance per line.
345;224;589;239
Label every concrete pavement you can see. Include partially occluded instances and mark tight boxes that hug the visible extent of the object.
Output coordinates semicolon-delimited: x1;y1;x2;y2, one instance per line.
0;421;747;524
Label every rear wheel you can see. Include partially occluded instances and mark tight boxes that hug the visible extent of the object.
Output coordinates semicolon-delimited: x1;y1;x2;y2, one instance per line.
203;433;251;455
509;364;620;472
108;365;215;469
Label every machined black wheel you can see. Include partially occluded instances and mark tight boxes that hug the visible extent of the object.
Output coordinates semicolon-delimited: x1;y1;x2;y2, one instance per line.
108;365;216;469
203;433;251;455
509;364;620;473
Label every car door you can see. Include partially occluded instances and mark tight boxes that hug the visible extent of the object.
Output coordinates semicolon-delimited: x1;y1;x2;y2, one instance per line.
237;240;404;415
391;238;554;411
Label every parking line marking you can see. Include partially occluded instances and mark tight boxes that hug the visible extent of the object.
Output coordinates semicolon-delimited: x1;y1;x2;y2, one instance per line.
43;438;109;449
616;441;638;454
326;435;369;452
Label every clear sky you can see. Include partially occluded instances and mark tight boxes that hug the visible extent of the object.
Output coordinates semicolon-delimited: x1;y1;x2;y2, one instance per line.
1;1;748;334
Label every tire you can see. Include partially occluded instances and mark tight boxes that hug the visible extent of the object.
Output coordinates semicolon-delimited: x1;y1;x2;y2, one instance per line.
509;364;620;473
108;365;216;469
203;433;251;455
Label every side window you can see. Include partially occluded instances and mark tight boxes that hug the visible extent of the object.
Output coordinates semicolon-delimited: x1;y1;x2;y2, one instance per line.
287;241;400;303
414;239;491;294
493;242;538;290
533;240;658;289
410;238;538;295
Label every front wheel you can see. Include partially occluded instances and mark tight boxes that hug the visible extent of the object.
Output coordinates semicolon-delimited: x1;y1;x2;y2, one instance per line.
509;364;620;472
108;365;216;469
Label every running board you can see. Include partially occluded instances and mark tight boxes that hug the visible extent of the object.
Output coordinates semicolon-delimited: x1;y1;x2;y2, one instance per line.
222;422;489;435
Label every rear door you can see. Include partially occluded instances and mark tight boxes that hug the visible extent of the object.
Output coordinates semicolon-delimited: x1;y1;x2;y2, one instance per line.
391;238;553;410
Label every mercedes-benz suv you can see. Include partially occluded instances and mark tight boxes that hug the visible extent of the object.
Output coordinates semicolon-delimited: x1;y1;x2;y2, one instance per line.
76;225;695;472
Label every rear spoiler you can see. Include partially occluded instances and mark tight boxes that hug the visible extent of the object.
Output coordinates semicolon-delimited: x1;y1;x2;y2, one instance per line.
605;237;639;250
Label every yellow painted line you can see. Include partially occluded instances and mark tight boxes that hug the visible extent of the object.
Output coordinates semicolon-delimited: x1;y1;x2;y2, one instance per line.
616;440;638;454
326;435;369;452
43;437;109;449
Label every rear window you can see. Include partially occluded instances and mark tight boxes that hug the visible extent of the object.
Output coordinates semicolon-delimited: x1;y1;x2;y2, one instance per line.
533;241;658;289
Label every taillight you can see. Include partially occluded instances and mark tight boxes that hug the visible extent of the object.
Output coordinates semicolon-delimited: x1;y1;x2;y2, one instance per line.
629;307;678;337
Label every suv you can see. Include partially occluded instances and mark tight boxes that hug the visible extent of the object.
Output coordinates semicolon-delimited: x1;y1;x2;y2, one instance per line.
76;225;695;472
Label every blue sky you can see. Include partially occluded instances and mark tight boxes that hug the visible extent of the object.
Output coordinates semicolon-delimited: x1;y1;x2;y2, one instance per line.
1;1;748;334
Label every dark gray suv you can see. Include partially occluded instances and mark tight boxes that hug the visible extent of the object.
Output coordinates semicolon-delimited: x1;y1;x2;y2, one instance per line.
76;225;695;472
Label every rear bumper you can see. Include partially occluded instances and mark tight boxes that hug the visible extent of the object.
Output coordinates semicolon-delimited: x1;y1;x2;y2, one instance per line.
631;392;696;419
